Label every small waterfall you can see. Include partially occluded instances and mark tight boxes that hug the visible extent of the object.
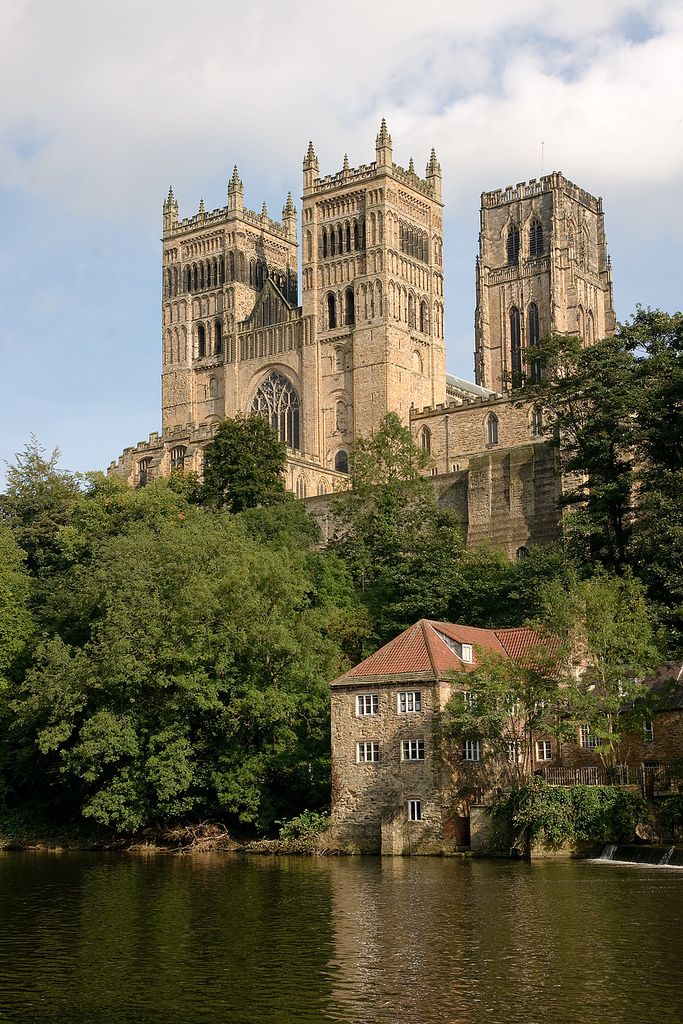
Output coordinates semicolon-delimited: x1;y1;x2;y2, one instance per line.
594;843;683;867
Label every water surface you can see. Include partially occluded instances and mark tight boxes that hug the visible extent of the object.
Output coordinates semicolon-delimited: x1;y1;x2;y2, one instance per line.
0;852;681;1023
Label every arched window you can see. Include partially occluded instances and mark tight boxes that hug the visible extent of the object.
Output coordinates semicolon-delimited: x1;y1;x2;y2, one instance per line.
335;450;349;474
209;377;218;398
330;229;336;257
327;292;337;329
420;427;431;455
214;319;222;355
507;224;520;265
337;225;343;253
317;480;329;495
170;446;186;472
306;230;312;262
510;306;522;387
345;223;351;252
412;350;423;374
197;323;206;358
251;371;300;450
528;302;541;381
516;546;530;559
335;348;345;372
137;458;151;488
322;230;328;258
531;407;543;437
353;222;360;250
345;287;355;326
408;293;416;329
419;300;428;334
296;476;307;499
335;400;347;433
486;413;499;447
529;220;543;258
586;310;595;346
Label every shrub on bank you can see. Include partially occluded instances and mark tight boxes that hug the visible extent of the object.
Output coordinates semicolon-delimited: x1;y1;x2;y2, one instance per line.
491;778;650;849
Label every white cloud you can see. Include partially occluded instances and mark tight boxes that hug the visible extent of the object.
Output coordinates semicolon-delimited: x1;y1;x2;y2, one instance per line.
0;0;680;227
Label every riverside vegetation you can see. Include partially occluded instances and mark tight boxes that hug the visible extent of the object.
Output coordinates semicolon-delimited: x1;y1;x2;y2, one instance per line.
0;308;681;849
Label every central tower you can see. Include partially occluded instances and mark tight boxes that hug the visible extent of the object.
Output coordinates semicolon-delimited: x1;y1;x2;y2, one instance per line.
301;121;446;473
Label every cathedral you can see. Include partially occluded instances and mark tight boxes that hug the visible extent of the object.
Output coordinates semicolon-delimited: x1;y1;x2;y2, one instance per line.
109;121;615;555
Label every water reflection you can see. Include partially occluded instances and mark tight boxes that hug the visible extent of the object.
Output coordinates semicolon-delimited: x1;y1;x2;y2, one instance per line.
0;852;681;1023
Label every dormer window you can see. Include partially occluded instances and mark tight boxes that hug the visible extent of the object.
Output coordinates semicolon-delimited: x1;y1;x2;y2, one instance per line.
461;643;473;663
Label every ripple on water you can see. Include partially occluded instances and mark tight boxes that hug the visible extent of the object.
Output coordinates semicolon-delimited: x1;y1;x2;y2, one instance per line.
0;852;681;1024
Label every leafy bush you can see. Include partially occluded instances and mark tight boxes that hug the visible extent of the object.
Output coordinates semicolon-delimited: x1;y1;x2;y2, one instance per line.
491;777;649;848
277;809;331;840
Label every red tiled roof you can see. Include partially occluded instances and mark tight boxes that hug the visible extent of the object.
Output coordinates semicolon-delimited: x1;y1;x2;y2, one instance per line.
331;619;551;687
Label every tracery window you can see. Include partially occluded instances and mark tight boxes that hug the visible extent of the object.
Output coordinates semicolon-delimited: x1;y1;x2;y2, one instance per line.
507;224;520;265
528;302;541;382
486;413;499;447
510;306;522;387
529;220;543;258
137;458;151;488
335;450;349;474
420;427;431;455
251;371;300;450
170;446;186;472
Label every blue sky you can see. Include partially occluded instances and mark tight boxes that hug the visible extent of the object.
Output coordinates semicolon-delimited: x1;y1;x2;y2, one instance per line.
0;0;681;478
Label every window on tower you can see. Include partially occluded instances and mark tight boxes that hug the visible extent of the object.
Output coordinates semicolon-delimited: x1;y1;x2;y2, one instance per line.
528;303;541;381
196;323;206;359
507;224;520;264
327;292;337;330
345;287;355;326
529;220;543;257
510;306;521;387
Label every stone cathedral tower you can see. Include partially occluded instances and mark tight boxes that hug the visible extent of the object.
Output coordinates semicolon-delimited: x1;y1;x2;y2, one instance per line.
300;121;446;471
474;173;616;393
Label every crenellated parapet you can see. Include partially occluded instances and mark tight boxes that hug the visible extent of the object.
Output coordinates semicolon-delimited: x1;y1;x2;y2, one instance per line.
482;172;602;214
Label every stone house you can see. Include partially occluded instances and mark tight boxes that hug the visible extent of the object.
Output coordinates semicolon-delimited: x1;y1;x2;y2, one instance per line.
329;618;544;854
330;623;683;854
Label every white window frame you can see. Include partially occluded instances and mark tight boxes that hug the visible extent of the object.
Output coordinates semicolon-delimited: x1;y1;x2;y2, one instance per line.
356;694;379;717
397;690;422;714
408;799;422;822
535;740;552;761
463;690;478;710
401;739;425;761
643;720;654;744
580;725;598;749
356;741;380;764
507;740;522;764
463;739;481;762
461;643;473;663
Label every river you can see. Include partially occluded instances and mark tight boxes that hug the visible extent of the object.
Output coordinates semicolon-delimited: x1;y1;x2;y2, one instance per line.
0;852;681;1023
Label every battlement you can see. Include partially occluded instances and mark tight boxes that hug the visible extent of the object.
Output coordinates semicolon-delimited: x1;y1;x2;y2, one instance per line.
410;390;506;419
482;172;602;214
166;202;293;241
312;158;438;199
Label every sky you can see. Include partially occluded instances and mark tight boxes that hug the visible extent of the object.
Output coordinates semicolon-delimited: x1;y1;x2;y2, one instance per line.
0;0;681;477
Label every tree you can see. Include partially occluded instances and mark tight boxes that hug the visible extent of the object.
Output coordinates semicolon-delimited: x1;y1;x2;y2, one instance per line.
196;414;288;512
538;570;662;770
332;414;466;644
520;334;638;568
625;309;683;626
7;512;348;832
442;646;570;789
0;437;82;574
0;524;33;685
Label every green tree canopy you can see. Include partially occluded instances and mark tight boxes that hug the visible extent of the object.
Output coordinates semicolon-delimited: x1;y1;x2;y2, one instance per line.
332;413;466;644
7;512;349;832
196;414;288;512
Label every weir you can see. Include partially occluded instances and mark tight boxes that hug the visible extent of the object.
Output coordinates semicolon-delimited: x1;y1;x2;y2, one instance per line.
597;843;683;867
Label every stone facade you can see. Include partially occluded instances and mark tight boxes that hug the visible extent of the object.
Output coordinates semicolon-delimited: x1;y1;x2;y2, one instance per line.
475;172;616;394
331;627;683;855
109;125;612;553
